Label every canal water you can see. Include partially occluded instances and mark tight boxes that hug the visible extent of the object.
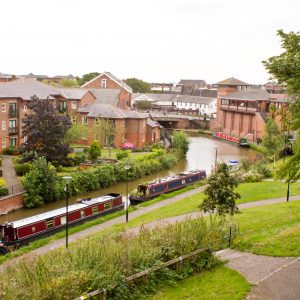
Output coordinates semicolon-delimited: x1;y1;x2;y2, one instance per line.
0;135;260;223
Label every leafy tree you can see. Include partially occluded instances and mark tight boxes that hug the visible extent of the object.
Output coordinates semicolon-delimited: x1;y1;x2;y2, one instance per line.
22;157;64;208
135;100;153;110
21;96;72;165
124;78;151;93
262;118;283;167
77;72;100;86
64;123;88;145
60;78;79;87
200;163;240;219
88;141;101;162
172;130;190;158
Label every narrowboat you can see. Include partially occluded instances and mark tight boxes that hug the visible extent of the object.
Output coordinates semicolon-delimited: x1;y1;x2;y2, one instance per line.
0;193;123;254
212;132;249;147
129;170;206;205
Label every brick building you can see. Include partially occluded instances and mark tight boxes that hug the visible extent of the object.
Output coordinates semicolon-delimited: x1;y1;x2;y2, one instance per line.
212;77;289;141
81;72;132;110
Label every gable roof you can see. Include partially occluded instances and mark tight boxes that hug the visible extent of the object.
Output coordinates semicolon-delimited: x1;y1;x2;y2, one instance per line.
178;79;206;86
89;88;120;106
81;72;132;93
132;93;172;102
170;94;216;104
0;79;61;100
58;88;91;100
78;103;146;119
222;89;270;101
216;77;249;86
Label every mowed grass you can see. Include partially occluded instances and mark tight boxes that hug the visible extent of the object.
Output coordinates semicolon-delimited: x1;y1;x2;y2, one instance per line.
234;201;300;256
149;265;250;300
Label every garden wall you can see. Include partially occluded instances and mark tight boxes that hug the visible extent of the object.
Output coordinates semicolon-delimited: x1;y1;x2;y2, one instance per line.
0;192;24;213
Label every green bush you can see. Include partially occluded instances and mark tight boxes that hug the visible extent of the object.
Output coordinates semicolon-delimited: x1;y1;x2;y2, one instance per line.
116;150;130;160
72;152;88;165
15;163;32;176
56;165;78;173
159;152;178;169
254;162;272;178
172;131;190;158
2;146;17;155
242;172;263;183
0;158;2;167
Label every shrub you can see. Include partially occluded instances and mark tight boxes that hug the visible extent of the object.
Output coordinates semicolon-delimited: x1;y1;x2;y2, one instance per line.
159;152;178;169
240;159;251;172
242;172;263;183
72;152;88;165
88;141;101;162
116;150;130;160
2;146;17;155
0;178;8;196
254;162;272;178
172;131;190;158
15;163;32;176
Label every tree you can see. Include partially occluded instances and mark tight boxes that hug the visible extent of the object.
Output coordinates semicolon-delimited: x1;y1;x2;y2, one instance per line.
124;78;151;93
172;131;190;158
200;163;240;220
77;72;100;86
135;100;153;110
64;123;89;145
22;157;64;208
88;141;101;162
60;78;79;87
262;118;283;167
21;96;72;165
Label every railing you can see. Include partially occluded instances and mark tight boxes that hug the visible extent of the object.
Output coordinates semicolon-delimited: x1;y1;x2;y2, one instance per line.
8;107;18;118
5;184;24;196
221;104;257;113
8;127;18;135
74;248;211;300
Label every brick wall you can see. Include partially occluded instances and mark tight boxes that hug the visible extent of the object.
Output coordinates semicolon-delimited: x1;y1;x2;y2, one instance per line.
0;192;24;213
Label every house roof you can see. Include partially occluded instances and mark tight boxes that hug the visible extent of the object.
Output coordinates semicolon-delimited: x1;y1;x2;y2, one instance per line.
147;118;162;128
78;103;146;119
132;93;172;102
222;89;270;101
59;88;91;100
170;94;216;104
178;79;206;86
89;88;120;106
81;72;133;93
0;79;61;100
216;77;249;86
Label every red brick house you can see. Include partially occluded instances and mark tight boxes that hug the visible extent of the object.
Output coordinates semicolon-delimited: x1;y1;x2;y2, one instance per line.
212;77;290;141
81;72;132;110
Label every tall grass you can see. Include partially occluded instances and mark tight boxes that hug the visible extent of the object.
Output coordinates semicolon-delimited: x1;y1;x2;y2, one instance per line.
0;217;227;300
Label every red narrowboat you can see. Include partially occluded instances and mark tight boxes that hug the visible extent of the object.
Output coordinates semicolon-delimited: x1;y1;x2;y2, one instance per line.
0;193;123;254
212;132;249;147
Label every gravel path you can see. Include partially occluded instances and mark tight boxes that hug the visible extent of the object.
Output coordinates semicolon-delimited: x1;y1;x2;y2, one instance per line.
0;155;19;192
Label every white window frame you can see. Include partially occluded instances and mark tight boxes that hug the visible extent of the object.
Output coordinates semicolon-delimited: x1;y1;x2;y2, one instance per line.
71;101;77;110
1;121;6;131
71;116;77;124
23;104;28;111
1;104;6;113
2;138;6;148
82;116;88;125
101;79;107;88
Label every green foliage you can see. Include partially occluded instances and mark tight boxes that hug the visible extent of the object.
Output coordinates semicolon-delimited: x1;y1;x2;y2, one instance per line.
135;100;153;110
88;141;101;162
200;163;240;217
77;72;100;86
0;217;225;299
241;172;263;183
60;78;79;87
72;152;88;165
22;157;64;208
116;150;130;160
0;178;8;196
14;162;31;176
64;124;88;145
2;146;17;155
124;77;151;93
159;152;178;169
172;131;190;158
254;161;272;178
240;159;251;172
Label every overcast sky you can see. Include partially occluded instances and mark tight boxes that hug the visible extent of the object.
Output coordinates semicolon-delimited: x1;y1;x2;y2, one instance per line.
0;0;299;84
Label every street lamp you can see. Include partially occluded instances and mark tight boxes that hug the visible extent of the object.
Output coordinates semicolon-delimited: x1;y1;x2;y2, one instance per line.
215;148;218;169
63;176;72;248
124;165;131;223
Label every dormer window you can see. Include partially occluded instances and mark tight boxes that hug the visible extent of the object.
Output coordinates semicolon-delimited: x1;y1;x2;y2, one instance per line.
101;79;107;88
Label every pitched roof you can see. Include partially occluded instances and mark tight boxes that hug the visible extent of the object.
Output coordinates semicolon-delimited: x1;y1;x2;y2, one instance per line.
222;89;270;101
89;88;120;106
78;103;146;119
59;88;91;100
178;79;206;85
216;77;249;86
0;79;61;100
132;93;172;102
170;94;216;104
147;118;162;128
81;72;132;93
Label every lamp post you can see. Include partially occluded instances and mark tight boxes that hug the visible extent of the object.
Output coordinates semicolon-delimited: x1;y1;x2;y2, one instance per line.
63;176;72;248
215;148;218;169
124;165;131;223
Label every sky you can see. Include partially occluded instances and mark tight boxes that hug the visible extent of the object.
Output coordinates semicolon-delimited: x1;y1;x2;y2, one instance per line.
0;0;299;85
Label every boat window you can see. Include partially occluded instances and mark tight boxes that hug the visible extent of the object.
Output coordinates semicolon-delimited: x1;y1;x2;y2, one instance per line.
80;211;85;218
61;216;66;225
92;207;98;214
104;202;112;210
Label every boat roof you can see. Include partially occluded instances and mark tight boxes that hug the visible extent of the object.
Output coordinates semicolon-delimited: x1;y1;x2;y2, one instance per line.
6;195;116;229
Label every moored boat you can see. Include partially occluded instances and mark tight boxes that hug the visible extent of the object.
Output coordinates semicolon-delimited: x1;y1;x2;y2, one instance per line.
212;132;249;147
129;170;206;205
0;193;123;253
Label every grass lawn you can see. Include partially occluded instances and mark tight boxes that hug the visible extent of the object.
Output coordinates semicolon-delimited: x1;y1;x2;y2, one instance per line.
234;200;300;256
149;265;250;300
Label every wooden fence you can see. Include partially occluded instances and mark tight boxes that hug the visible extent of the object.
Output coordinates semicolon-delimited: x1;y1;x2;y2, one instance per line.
74;248;211;300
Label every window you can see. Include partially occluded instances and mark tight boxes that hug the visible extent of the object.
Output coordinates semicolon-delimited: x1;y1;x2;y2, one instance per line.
71;116;77;124
59;101;67;112
104;202;112;210
71;101;77;110
60;216;66;225
2;138;6;148
1;121;6;131
92;207;98;214
23;104;28;111
80;211;85;218
1;104;6;113
82;116;88;125
101;79;107;88
94;118;100;126
10;138;17;147
23;135;27;143
9;103;17;117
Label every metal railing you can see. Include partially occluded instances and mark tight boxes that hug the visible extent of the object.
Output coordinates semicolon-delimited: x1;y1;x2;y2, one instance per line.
0;184;24;197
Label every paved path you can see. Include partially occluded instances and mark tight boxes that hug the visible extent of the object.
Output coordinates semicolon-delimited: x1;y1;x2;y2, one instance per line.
217;249;300;300
0;155;20;194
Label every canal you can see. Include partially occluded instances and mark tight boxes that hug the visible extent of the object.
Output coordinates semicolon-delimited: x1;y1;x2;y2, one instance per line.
0;135;260;223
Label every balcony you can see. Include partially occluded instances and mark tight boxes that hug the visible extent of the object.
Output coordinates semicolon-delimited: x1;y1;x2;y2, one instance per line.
9;107;18;118
8;127;18;135
220;104;257;114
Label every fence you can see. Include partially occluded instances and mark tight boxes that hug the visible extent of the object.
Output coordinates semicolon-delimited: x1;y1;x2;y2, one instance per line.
6;184;24;196
74;248;211;300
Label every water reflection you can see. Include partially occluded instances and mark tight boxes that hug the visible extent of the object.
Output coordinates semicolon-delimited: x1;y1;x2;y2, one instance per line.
0;135;260;223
